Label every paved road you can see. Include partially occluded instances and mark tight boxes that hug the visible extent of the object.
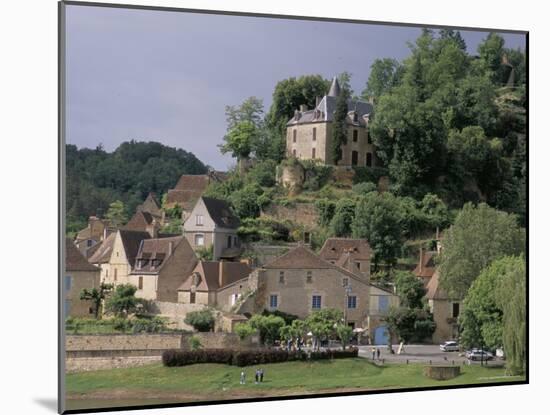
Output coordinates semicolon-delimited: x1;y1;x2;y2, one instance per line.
357;345;503;366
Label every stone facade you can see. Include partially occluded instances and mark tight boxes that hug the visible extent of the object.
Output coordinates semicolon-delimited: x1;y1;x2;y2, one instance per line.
64;269;100;318
261;203;320;229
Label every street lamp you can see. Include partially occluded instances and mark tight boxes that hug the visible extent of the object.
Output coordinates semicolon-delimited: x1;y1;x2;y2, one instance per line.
344;283;352;325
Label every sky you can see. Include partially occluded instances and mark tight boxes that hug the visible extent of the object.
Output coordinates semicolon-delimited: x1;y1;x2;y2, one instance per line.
65;5;526;170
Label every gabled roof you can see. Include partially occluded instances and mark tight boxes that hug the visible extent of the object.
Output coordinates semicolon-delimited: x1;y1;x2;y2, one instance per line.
88;232;116;264
137;192;162;217
66;238;100;272
178;261;251;292
319;238;372;261
413;251;437;278
264;245;333;269
123;211;155;232
202;197;240;229
118;230;151;268
425;270;449;300
174;175;211;191
131;236;185;274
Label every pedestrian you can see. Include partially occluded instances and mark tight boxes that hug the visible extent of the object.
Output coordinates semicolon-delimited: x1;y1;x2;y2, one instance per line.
260;368;264;382
376;348;380;360
240;371;246;385
255;368;259;384
371;347;376;360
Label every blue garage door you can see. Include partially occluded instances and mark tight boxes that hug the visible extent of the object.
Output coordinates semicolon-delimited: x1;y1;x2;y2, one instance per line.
374;325;389;345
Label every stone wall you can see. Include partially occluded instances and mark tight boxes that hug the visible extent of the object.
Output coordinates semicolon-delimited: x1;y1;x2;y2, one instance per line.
261;203;319;229
66;333;183;352
146;300;207;330
66;356;161;373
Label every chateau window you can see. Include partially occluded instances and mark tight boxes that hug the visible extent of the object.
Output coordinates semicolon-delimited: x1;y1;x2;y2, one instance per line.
353;130;358;142
452;303;460;318
279;271;285;284
293;129;297;143
194;234;205;246
351;151;358;166
366;152;372;167
195;215;203;226
312;295;322;309
234;236;238;247
367;130;372;144
306;271;312;283
190;292;196;304
138;276;143;290
347;295;357;309
312;148;316;159
312;127;316;141
227;235;232;248
342;277;349;287
270;295;278;309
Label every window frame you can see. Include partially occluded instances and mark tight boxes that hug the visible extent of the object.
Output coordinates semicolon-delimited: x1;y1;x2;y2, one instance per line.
269;294;278;309
347;295;357;309
195;214;204;226
194;233;205;246
312;295;322;309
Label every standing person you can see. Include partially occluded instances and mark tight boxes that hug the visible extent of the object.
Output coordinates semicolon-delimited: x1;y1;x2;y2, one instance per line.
260;368;264;382
240;371;246;385
376;348;380;360
255;369;259;384
371;347;376;360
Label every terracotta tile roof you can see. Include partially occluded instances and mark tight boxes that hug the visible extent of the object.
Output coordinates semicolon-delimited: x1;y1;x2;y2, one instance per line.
66;238;100;272
131;236;186;274
425;270;449;300
123;211;155;232
88;232;116;264
202;197;240;229
319;238;372;261
118;230;151;268
413;251;437;278
174;175;211;191
178;261;251;292
165;189;204;210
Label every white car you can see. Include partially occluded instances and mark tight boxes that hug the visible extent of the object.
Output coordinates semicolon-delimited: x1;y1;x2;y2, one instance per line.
466;349;494;361
439;341;460;352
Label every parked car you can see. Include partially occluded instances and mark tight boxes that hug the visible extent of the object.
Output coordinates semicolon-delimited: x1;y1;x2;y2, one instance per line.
440;341;460;352
466;349;494;361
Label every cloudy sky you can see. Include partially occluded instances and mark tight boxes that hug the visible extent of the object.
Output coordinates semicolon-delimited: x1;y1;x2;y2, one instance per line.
65;4;526;170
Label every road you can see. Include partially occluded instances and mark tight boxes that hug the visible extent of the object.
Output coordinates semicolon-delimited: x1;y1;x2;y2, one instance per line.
357;344;504;366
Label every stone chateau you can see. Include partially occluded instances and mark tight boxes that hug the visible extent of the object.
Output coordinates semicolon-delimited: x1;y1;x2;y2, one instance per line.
286;76;379;167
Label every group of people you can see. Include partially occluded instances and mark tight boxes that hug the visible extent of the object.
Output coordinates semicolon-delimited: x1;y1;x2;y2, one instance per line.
239;368;265;385
371;347;381;360
285;338;305;352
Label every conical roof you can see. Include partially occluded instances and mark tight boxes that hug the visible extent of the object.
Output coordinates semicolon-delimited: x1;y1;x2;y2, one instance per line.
327;76;341;97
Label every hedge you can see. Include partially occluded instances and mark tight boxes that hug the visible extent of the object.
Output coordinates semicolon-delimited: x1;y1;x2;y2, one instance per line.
162;347;358;367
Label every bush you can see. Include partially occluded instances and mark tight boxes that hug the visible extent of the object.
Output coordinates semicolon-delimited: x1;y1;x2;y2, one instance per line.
161;347;357;367
188;335;202;351
184;309;215;332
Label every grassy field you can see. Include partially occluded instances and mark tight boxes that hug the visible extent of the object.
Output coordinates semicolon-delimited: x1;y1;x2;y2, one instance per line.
66;358;524;409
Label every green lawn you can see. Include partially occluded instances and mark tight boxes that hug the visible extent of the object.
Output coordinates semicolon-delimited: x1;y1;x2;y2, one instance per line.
66;358;524;404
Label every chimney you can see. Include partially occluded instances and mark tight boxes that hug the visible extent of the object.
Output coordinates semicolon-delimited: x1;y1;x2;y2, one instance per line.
219;261;227;288
299;104;307;112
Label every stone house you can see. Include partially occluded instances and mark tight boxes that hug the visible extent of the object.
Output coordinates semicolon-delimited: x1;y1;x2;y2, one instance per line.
368;285;400;345
129;236;198;303
123;210;161;238
286;77;378;167
98;229;151;286
183;196;241;261
177;261;252;307
74;216;115;257
87;232;116;284
425;270;462;344
136;192;163;221
242;245;372;329
318;238;372;278
65;238;100;318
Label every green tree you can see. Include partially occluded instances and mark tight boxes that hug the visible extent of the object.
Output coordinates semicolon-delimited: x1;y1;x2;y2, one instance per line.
230;183;264;218
385;307;435;344
248;314;286;345
394;271;426;309
184;309;216;332
224;96;264;130
234;323;256;342
305;308;343;350
79;283;114;319
330;198;356;237
335;324;354;350
495;256;526;375
315;199;336;227
219;120;259;161
352;192;402;269
105;200;128;228
105;284;140;318
188;335;202;351
439;203;525;299
362;58;403;102
331;86;350;164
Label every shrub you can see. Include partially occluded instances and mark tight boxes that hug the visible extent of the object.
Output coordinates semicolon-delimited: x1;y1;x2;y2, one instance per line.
184;309;215;332
162;349;233;367
234;323;256;341
188;335;202;351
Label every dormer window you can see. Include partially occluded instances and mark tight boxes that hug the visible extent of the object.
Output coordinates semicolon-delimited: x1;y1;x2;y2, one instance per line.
196;215;203;226
342;277;349;287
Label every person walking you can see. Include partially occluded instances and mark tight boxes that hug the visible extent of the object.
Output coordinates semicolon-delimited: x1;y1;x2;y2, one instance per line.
376;348;380;360
371;347;376;360
255;369;259;384
240;371;246;385
259;368;264;382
